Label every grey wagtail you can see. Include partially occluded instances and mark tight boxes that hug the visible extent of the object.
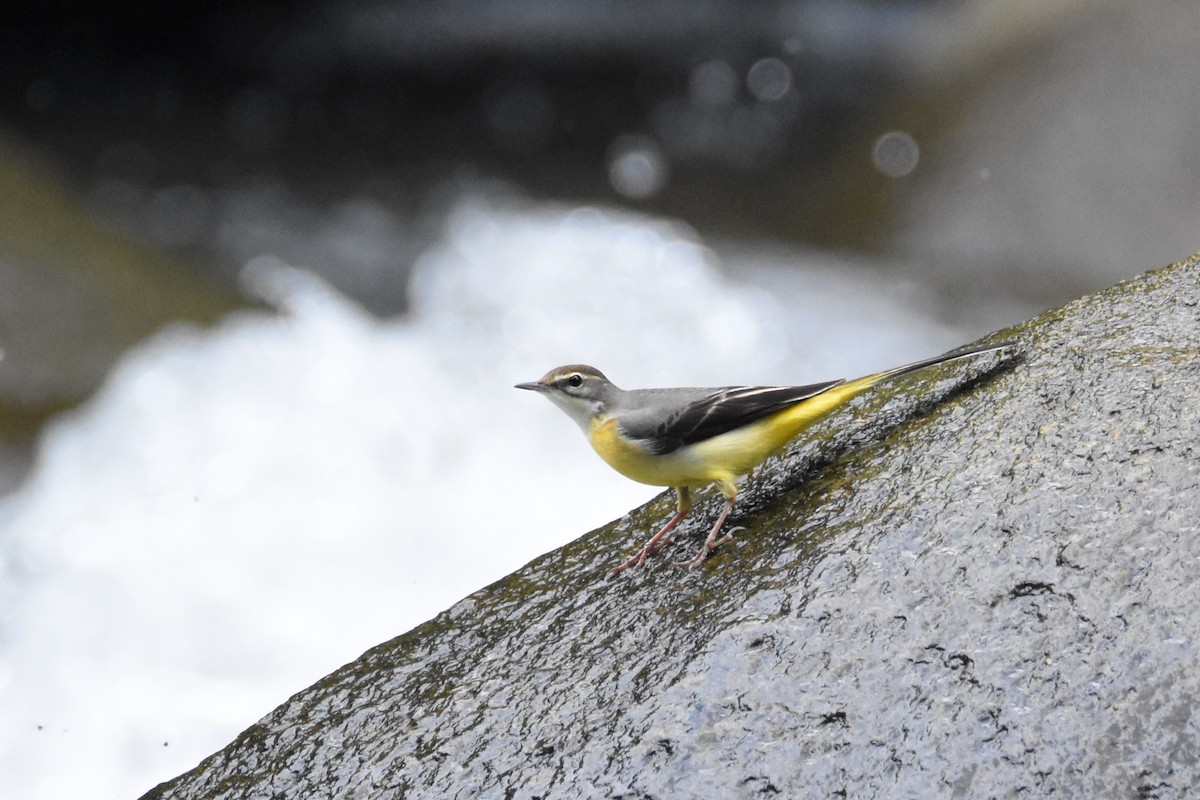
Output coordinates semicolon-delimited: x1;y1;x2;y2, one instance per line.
517;340;1017;574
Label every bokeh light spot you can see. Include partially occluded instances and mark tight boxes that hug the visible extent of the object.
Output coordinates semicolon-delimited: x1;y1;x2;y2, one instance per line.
872;130;920;178
747;58;791;102
607;135;669;199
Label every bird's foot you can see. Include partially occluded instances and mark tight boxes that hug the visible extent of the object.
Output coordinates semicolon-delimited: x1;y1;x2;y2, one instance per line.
674;532;734;569
610;547;653;575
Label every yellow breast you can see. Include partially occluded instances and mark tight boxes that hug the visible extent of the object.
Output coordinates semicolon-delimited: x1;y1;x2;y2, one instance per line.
586;416;676;486
585;413;782;490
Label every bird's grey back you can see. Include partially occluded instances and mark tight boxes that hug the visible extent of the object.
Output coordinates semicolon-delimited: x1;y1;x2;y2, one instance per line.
614;382;844;454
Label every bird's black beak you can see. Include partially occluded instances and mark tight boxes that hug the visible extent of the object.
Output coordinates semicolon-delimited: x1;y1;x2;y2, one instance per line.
515;381;547;392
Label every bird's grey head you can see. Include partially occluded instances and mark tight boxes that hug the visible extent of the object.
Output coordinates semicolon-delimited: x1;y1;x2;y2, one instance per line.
515;365;618;431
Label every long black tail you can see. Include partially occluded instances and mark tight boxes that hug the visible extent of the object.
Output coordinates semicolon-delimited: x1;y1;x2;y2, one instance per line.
879;340;1022;382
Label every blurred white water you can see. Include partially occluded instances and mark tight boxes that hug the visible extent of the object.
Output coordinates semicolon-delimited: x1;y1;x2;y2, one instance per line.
0;195;1002;799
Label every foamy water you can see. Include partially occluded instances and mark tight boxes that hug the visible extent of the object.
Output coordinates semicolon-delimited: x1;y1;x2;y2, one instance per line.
0;195;996;798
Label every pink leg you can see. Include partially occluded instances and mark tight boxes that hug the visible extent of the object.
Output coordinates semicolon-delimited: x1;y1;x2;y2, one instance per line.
609;509;687;574
610;488;692;574
675;496;736;569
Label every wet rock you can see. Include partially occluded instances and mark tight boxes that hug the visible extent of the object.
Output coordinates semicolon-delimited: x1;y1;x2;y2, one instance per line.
143;253;1200;799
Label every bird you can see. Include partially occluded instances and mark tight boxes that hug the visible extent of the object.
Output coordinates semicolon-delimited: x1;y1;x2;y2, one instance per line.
516;340;1018;574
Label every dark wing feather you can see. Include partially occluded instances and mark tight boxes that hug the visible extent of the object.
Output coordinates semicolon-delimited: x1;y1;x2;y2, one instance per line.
624;380;845;455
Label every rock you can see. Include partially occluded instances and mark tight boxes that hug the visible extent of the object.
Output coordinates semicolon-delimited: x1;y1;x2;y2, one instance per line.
143;253;1200;799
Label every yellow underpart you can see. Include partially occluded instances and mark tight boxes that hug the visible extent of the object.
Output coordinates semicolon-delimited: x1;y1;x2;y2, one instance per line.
586;372;886;496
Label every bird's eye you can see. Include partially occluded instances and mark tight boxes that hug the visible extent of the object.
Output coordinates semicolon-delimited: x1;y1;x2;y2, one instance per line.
567;373;583;388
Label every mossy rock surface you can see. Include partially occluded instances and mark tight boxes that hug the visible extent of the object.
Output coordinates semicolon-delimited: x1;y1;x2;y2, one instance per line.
145;254;1200;799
